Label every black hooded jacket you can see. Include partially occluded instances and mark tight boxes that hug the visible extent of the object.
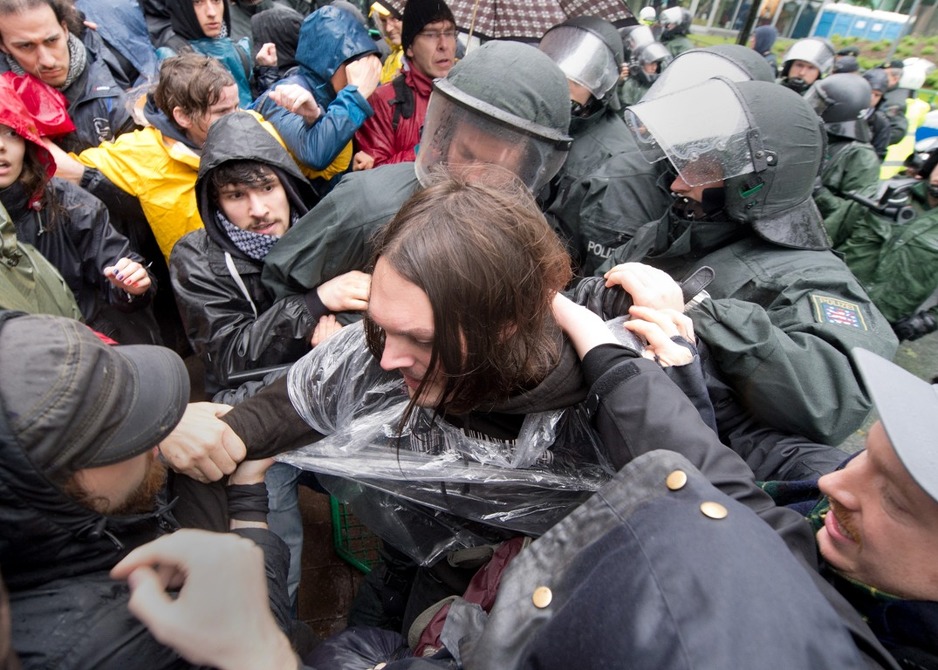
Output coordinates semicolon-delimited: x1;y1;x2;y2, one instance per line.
169;111;326;393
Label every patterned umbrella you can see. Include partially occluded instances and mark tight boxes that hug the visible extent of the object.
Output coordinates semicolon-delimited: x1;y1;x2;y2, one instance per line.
447;0;634;42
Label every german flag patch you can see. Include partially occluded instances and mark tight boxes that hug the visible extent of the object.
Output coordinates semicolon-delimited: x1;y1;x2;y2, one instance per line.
811;295;867;330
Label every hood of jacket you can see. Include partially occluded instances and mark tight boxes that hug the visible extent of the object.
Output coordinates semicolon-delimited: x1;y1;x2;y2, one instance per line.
487;323;588;415
167;0;232;40
196;111;316;260
251;3;304;70
141;93;200;149
295;5;378;104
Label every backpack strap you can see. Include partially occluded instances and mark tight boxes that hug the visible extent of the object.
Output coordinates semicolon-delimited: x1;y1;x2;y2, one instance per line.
389;73;415;132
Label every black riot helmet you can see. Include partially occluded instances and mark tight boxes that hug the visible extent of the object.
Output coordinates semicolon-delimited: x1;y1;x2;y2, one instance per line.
643;43;774;101
624;78;829;249
804;73;873;142
416;40;573;193
863;68;889;94
539;16;624;110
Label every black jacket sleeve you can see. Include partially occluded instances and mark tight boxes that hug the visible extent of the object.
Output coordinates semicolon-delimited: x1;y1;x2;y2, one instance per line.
220;375;321;459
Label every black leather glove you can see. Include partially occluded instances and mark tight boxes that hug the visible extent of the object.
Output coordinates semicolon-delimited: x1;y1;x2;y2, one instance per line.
892;311;938;342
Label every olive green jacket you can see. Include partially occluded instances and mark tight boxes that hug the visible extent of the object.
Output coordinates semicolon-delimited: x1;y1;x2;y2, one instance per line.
829;184;938;324
599;211;898;446
0;204;81;320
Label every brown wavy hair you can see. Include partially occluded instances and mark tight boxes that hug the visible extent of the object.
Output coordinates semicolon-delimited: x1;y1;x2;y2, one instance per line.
152;54;235;134
365;166;572;419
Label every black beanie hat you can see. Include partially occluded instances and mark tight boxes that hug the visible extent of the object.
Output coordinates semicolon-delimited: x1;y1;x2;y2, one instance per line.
401;0;455;53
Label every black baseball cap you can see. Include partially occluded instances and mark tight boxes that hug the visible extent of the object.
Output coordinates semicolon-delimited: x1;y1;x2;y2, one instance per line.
853;348;938;503
0;313;189;481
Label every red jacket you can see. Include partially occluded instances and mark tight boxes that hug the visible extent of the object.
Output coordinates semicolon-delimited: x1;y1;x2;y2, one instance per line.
354;63;433;167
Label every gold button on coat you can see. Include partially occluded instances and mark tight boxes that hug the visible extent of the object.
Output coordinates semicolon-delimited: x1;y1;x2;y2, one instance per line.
532;586;553;608
700;501;728;519
666;470;687;490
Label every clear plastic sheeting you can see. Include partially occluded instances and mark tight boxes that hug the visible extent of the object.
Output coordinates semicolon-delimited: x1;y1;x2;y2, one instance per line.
276;323;613;564
625;78;757;186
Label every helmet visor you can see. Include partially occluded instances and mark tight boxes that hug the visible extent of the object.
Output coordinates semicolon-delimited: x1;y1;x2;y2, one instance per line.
416;80;572;192
539;26;620;99
802;82;834;117
644;51;748;101
625;78;756;186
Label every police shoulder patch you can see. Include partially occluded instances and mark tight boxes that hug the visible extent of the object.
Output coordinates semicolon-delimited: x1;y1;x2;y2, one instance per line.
810;294;868;330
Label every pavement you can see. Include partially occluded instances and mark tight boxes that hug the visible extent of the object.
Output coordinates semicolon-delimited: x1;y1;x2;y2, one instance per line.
840;330;938;453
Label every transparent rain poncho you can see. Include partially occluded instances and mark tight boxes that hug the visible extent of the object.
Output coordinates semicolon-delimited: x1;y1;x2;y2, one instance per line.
277;323;614;565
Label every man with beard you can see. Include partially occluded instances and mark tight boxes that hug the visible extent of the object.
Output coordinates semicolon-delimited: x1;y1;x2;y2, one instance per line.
0;311;294;669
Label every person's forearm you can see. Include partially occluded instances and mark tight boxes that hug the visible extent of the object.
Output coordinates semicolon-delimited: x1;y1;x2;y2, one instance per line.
220;375;320;458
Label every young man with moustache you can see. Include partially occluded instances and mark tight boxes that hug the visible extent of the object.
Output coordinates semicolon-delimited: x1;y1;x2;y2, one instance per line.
353;0;457;169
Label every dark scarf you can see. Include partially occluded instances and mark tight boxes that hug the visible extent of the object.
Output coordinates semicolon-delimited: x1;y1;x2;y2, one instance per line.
217;209;298;261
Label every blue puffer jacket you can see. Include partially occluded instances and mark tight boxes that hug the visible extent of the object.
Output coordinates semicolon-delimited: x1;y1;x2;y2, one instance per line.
251;5;377;176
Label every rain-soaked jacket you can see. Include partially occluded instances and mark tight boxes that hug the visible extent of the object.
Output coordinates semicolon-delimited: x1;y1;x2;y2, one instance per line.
0;204;81;319
170;112;325;392
599;208;898;446
354;63;433;167
543;106;657;279
251;5;378;182
1;178;154;325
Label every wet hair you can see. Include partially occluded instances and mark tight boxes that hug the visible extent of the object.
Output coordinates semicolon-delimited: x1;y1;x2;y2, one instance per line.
209;160;277;202
0;0;83;36
364;166;572;420
152;54;235;130
15;139;66;228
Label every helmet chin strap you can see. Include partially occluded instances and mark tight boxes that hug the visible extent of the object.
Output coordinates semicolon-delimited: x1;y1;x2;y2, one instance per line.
570;96;603;118
674;186;726;221
782;77;810;95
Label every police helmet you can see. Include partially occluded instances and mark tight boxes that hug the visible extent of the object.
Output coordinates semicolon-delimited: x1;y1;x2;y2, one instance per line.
539;16;624;106
659;6;692;39
803;73;872;142
644;43;774;101
624;78;829;249
780;38;835;93
416;41;573;192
